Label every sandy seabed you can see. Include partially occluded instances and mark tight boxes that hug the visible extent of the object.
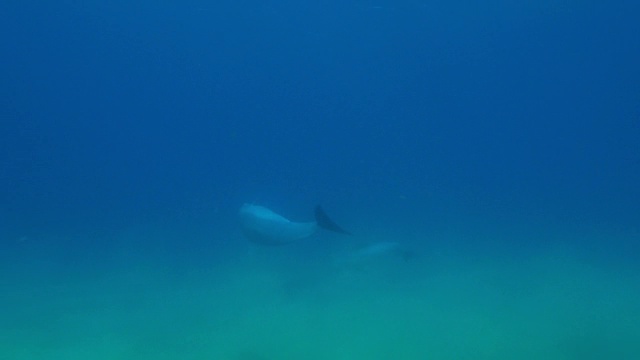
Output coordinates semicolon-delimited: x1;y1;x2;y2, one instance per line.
2;230;639;360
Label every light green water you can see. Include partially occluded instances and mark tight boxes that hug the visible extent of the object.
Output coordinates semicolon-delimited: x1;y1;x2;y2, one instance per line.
2;233;639;360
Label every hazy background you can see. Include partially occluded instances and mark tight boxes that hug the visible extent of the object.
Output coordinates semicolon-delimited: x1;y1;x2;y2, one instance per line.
2;1;639;359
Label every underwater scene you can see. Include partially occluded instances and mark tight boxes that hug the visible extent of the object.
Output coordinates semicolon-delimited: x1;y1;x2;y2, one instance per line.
2;1;639;359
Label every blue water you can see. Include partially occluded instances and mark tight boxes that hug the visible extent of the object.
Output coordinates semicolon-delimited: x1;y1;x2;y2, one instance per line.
2;1;639;359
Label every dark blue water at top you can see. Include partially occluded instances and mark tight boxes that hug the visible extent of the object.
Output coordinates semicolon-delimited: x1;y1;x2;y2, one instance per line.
1;1;639;263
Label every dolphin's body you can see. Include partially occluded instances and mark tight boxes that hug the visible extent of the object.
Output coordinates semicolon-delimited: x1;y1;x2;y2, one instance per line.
239;204;351;245
336;241;413;266
349;242;411;261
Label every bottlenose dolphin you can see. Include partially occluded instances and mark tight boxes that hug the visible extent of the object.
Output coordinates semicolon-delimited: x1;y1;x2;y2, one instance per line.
333;241;413;272
239;203;351;245
345;241;413;262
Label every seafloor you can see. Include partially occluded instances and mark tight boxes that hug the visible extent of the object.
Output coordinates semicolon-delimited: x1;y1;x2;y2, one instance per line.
2;222;639;360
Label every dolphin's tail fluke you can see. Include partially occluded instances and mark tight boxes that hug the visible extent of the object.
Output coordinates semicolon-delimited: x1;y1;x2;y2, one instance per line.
315;206;352;236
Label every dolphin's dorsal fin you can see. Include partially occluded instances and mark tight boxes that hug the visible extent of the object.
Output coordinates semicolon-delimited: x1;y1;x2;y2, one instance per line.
314;206;352;235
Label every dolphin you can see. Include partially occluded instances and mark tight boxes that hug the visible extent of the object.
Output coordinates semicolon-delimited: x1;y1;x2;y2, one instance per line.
346;241;413;262
333;241;413;271
239;203;351;245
